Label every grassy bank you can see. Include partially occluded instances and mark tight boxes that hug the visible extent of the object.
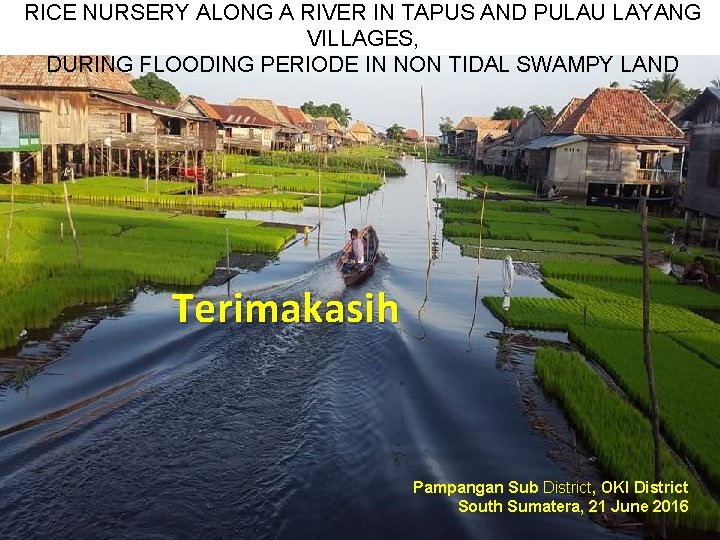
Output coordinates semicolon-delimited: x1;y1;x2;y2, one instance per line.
536;347;720;530
0;202;295;350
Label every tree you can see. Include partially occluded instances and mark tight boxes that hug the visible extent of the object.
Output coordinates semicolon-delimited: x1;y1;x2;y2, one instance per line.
610;81;620;88
528;105;556;121
300;101;352;127
130;73;181;106
712;77;720;88
492;106;525;120
632;72;700;104
385;124;405;142
439;116;454;135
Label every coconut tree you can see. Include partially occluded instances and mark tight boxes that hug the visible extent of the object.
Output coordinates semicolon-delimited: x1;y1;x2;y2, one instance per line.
712;77;720;88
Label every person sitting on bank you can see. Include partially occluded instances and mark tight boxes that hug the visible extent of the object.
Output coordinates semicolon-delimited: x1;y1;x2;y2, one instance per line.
681;256;710;289
342;228;365;272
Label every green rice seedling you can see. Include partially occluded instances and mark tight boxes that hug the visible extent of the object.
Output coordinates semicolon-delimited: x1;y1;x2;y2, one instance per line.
540;260;675;283
458;174;534;195
568;326;720;488
535;347;720;530
0;204;296;349
667;332;720;369
213;151;406;176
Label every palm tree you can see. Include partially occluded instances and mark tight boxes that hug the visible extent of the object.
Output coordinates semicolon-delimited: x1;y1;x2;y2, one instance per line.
711;77;720;88
385;124;405;142
655;73;684;102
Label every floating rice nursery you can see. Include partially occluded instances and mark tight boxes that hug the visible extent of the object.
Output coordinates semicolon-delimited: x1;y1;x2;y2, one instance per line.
535;347;720;530
0;203;295;350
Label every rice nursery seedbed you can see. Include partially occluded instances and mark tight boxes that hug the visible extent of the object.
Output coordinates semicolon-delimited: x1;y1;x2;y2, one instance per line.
535;347;720;531
569;326;720;488
0;178;305;211
540;260;674;283
216;172;382;196
458;175;535;196
0;176;191;198
0;203;295;349
211;151;405;177
458;244;613;264
668;332;720;369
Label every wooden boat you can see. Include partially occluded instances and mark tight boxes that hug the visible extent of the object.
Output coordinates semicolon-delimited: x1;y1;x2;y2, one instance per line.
337;225;379;286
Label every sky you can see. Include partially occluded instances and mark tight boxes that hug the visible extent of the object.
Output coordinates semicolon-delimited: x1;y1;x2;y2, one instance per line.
137;56;720;135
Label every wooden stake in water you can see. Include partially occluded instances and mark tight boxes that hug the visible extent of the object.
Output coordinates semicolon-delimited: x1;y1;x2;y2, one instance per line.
60;221;64;242
63;181;82;267
3;179;14;262
468;185;488;343
640;195;665;539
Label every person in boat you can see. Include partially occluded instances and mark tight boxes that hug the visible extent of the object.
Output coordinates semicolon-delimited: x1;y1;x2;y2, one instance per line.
547;185;557;199
680;256;710;288
342;228;365;272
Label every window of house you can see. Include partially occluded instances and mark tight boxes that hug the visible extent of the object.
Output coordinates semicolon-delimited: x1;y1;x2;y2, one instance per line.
120;112;136;133
57;98;70;128
163;118;182;135
608;147;621;171
501;149;507;157
225;128;232;138
249;128;255;139
708;150;720;188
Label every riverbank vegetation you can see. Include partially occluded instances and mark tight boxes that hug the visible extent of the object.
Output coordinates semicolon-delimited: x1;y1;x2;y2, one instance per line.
439;175;720;530
0;202;295;351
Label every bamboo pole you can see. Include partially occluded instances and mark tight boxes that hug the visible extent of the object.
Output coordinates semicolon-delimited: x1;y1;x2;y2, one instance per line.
3;180;14;262
63;182;81;267
640;196;665;539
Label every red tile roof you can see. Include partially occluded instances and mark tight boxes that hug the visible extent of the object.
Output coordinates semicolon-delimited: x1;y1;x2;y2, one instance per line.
0;55;136;94
405;129;420;139
186;95;222;122
545;98;583;133
553;88;684;138
277;105;311;128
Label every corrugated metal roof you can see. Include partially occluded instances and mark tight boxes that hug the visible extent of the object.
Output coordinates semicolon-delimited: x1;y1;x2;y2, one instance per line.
92;91;207;120
0;95;48;113
0;56;136;94
524;135;586;150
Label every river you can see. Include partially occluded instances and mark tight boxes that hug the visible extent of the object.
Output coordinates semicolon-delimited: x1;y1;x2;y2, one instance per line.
0;159;621;539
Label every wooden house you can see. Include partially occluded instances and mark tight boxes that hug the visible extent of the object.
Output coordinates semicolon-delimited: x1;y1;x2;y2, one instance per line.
348;121;373;145
230;97;309;151
482;112;546;177
0;55;215;182
676;87;720;243
452;117;513;162
277;106;312;151
312;117;344;149
0;96;46;183
404;129;420;145
525;88;686;200
87;91;215;179
178;96;276;152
